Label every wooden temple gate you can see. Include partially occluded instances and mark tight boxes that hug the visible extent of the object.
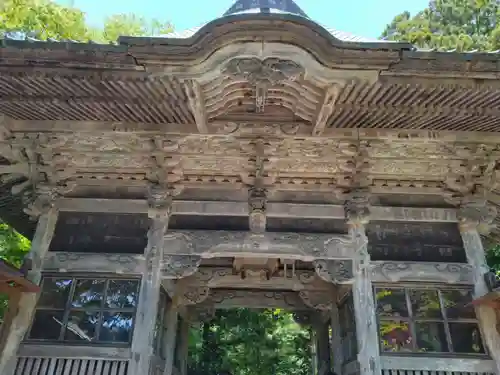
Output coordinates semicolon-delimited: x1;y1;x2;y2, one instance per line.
1;0;500;375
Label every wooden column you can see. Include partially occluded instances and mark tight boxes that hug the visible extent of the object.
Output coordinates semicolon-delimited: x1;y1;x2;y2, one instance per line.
311;327;318;375
177;318;190;375
0;199;59;375
330;303;343;375
345;193;381;375
313;317;331;375
163;301;179;375
458;200;500;374
130;186;172;375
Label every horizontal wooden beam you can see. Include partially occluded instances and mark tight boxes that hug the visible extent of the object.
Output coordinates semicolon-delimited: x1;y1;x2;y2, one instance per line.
179;267;334;291
194;289;312;310
56;198;458;222
371;261;474;285
43;252;145;275
18;344;131;360
380;355;495;373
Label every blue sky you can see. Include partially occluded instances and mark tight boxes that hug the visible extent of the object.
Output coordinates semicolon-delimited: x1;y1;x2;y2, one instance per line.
60;0;428;39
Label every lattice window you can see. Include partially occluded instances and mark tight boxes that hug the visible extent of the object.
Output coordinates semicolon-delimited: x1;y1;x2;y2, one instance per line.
27;276;139;345
375;286;486;355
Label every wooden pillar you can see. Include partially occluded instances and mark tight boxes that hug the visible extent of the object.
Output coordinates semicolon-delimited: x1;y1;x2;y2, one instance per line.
130;186;172;375
0;202;59;375
458;200;500;374
314;318;331;375
178;318;190;375
330;303;343;375
311;327;318;375
345;193;381;375
163;301;179;375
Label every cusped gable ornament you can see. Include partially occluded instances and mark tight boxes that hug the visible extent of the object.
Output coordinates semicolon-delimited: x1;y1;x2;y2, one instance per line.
222;57;305;86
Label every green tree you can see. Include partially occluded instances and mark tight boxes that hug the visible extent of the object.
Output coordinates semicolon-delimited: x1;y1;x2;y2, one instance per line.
188;309;311;375
381;0;500;51
102;14;173;42
0;0;174;42
0;223;31;324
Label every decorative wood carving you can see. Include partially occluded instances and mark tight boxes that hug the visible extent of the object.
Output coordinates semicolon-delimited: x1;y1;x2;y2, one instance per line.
458;198;497;234
370;261;474;284
299;290;335;311
162;255;202;279
344;189;371;225
205;289;309;310
177;286;210;306
313;84;341;136
162;230;353;260
43;252;145;274
184;79;208;134
313;259;354;284
222;57;304;112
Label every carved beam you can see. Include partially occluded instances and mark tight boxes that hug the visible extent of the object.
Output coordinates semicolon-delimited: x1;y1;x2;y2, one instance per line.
370;261;475;284
299;290;336;311
55;198;459;222
197;289;311;310
178;267;335;291
312;84;340;136
162;255;202;279
313;259;354;284
42;252;145;275
184;80;208;134
162;230;353;261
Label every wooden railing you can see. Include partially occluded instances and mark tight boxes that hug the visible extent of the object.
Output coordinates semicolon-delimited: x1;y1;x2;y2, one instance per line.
15;344;130;375
14;357;129;375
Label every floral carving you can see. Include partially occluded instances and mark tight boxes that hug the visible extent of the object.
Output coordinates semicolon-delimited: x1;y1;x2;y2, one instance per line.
298;290;335;311
314;259;354;284
222;57;304;86
370;261;474;284
162;255;202;279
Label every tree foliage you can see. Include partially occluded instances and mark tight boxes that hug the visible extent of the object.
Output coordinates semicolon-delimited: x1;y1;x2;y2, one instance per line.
0;0;173;42
381;0;500;51
188;309;311;375
0;223;31;324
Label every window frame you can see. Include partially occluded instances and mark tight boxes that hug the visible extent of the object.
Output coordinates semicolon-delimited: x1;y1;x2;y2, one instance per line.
374;283;488;357
26;273;140;347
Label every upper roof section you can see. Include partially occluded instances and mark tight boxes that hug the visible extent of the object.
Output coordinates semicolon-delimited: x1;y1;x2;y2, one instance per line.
223;0;309;18
161;0;385;44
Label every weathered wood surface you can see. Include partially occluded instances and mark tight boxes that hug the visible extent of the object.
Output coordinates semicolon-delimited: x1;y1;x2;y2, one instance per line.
349;219;382;375
370;261;474;284
130;215;170;375
17;344;131;360
162;302;179;375
178;267;335;291
182;288;314;310
43;252;145;274
330;303;343;375
162;230;353;260
459;212;500;375
381;355;496;373
0;207;59;375
56;198;457;223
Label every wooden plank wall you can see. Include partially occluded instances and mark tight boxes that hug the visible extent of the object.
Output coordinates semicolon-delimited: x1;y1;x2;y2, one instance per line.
14;357;129;375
